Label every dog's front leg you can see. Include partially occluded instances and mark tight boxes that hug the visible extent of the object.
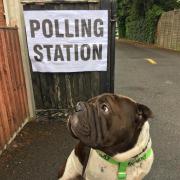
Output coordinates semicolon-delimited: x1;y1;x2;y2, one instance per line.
58;150;83;180
68;175;85;180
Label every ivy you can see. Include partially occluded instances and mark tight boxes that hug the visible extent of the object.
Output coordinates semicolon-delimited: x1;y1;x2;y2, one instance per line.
117;0;179;43
144;5;164;43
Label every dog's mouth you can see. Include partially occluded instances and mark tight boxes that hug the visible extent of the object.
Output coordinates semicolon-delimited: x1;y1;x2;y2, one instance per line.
68;113;91;140
67;115;78;139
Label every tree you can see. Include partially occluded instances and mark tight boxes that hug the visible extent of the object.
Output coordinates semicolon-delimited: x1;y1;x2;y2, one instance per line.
154;0;180;10
117;0;180;42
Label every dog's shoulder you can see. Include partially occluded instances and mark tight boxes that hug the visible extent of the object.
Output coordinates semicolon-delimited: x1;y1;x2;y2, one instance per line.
74;141;91;166
58;143;88;180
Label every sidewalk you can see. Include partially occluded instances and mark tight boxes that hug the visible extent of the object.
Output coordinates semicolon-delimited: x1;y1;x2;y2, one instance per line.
0;120;76;180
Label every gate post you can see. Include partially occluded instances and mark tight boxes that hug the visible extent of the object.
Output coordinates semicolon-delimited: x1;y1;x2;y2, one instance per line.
100;0;117;93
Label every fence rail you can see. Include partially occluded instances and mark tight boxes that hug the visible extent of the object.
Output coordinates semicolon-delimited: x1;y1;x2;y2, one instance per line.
157;10;180;51
0;28;29;151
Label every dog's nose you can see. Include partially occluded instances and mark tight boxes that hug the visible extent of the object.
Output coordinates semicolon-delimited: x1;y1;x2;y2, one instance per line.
75;102;84;112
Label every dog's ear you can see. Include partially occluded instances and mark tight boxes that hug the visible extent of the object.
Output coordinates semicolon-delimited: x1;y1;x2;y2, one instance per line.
135;103;153;126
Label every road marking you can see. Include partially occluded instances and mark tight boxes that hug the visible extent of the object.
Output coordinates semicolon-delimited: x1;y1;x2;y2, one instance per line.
145;58;157;65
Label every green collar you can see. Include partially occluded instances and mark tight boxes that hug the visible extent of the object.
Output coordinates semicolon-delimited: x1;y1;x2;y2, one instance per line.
96;148;153;180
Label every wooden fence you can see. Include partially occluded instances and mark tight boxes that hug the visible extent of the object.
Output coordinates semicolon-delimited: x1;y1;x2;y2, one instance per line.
157;10;180;51
0;0;5;26
0;27;29;152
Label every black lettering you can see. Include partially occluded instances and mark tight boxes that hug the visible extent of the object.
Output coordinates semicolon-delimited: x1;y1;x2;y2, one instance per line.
93;44;102;60
30;20;40;38
75;19;79;37
42;19;53;38
43;45;53;61
65;20;74;37
81;44;90;61
54;20;64;37
81;19;91;37
33;44;43;61
74;44;79;61
94;19;104;37
63;45;73;61
54;45;64;61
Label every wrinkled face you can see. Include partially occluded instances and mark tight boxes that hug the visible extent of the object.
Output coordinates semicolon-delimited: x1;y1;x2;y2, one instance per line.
68;93;152;153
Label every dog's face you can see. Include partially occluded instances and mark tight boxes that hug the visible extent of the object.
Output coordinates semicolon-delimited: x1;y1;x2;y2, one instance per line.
68;93;153;154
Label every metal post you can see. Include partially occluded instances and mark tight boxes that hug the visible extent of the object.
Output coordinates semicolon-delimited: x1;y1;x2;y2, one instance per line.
110;0;117;93
100;0;116;93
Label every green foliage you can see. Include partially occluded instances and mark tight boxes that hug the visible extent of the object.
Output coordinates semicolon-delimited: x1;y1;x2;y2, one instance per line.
126;18;146;42
144;5;164;43
118;17;126;38
117;0;132;38
154;0;180;11
117;0;179;43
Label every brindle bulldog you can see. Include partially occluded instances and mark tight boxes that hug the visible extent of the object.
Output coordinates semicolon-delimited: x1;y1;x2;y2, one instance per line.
58;93;154;180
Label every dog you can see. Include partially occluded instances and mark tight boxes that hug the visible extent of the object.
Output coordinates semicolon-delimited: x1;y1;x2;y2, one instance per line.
58;93;154;180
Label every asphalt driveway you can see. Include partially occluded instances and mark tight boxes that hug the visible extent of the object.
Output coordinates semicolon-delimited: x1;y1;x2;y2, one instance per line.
115;40;180;180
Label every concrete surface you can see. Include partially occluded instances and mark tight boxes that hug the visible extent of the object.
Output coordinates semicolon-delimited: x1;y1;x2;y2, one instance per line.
115;40;180;180
0;121;76;180
0;40;180;180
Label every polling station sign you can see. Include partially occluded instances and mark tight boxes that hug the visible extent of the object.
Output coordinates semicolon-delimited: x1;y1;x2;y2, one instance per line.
24;10;108;72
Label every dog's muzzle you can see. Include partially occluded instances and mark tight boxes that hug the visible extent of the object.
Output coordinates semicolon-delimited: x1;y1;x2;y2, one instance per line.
68;102;90;137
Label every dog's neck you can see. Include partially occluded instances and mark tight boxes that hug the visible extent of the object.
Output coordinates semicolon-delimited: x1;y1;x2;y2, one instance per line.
112;121;150;161
96;121;150;161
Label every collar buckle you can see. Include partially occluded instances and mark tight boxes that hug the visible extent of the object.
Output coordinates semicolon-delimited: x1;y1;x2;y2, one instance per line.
118;172;127;180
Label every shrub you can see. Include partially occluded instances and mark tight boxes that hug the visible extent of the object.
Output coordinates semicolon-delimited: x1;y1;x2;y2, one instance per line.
117;0;166;43
124;5;163;43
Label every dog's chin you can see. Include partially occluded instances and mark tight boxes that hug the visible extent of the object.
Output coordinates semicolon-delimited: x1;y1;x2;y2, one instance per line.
68;121;91;146
68;115;98;148
68;123;79;139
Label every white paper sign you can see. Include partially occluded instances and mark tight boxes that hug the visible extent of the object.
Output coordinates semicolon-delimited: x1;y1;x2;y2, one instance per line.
24;10;108;72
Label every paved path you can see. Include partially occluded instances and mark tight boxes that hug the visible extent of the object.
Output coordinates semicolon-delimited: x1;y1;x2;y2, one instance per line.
115;40;180;180
0;121;76;180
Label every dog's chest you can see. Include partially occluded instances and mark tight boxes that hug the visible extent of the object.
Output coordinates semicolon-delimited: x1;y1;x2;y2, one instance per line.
85;150;117;180
85;149;153;180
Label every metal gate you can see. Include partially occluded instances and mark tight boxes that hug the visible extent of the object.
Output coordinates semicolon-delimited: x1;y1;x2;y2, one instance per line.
22;0;116;117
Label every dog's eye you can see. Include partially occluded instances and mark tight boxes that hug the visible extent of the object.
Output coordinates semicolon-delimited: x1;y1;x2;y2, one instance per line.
101;104;109;113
